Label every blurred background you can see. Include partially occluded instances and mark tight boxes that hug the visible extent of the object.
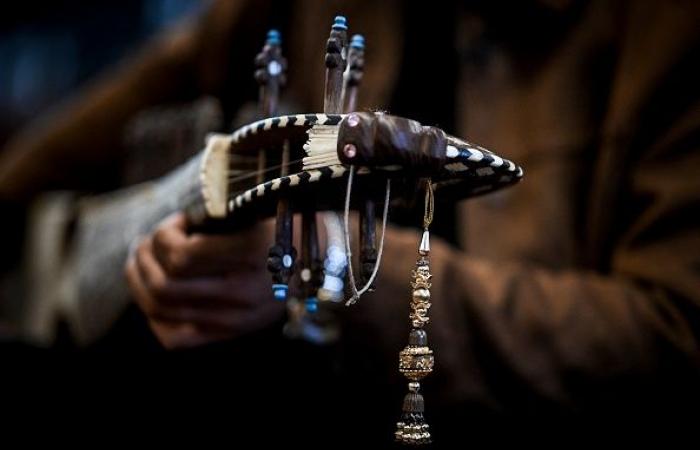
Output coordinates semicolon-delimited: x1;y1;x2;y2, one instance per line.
0;1;698;442
0;0;212;332
0;0;208;145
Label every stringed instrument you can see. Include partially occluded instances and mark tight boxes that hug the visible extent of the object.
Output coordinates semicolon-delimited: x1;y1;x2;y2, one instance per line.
53;15;522;445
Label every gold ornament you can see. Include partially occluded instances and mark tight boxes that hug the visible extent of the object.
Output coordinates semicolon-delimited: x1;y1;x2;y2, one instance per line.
395;181;435;446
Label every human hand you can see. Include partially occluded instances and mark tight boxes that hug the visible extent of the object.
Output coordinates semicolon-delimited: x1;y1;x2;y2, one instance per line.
125;213;283;349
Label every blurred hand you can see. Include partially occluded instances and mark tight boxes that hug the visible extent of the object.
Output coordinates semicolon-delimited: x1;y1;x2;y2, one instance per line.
125;213;283;349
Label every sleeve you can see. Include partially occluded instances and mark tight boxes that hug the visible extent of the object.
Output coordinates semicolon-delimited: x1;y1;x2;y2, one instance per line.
361;80;700;418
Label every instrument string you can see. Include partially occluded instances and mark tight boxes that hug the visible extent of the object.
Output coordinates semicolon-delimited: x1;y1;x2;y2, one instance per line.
343;165;391;306
226;157;305;184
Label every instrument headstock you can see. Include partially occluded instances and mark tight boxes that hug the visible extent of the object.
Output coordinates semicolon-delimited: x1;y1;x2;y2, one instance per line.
196;17;522;275
221;111;521;218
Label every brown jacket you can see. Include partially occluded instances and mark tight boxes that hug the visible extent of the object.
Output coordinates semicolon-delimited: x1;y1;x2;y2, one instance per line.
1;0;698;426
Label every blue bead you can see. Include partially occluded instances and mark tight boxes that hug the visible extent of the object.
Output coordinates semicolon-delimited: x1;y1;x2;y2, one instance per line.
350;34;365;49
266;29;281;45
333;15;348;30
305;297;318;313
272;284;288;301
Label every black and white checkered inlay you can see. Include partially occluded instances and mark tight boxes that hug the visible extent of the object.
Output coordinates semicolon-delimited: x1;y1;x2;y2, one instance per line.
444;138;523;177
229;165;348;212
227;113;523;213
230;113;345;145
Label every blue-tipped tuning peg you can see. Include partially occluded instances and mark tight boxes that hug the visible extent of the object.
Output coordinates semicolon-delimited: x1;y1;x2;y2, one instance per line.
332;15;348;30
305;297;319;313
266;29;281;45
272;283;288;301
350;34;365;50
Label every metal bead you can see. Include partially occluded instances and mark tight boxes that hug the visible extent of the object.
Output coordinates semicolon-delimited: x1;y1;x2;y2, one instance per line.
343;143;357;158
412;288;431;302
347;113;360;127
399;345;434;380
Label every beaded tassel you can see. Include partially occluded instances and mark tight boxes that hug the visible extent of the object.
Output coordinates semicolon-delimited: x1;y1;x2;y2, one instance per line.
395;182;435;445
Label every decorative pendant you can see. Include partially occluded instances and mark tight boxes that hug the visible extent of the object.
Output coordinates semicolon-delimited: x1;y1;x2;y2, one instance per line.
395;182;435;445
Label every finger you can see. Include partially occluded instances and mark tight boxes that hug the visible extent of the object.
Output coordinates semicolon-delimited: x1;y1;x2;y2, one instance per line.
184;233;266;269
148;320;217;349
186;218;274;256
154;276;270;309
128;249;193;323
134;237;226;312
151;213;190;276
126;252;162;319
151;213;275;278
169;300;285;335
161;212;189;232
136;238;270;310
151;228;267;278
178;221;275;275
137;233;279;312
128;244;253;336
134;236;168;300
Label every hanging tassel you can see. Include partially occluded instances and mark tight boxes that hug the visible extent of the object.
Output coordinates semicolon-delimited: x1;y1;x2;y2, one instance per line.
395;180;435;445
